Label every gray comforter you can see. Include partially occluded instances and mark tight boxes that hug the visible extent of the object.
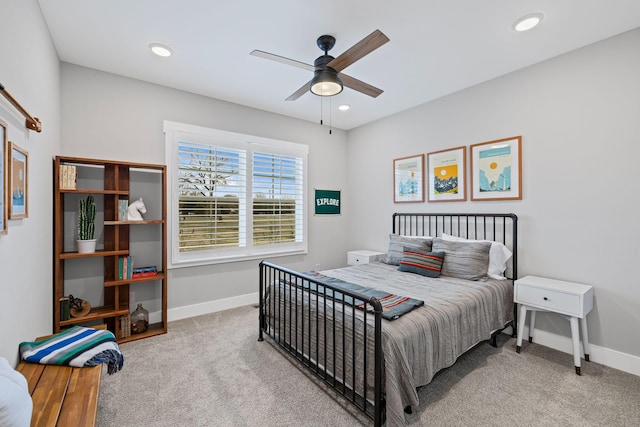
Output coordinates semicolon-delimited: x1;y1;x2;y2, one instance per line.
266;262;513;426
324;262;513;426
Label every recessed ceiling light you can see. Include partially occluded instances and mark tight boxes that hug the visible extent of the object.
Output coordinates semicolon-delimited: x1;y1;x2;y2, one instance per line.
513;13;544;32
149;43;173;57
338;104;350;111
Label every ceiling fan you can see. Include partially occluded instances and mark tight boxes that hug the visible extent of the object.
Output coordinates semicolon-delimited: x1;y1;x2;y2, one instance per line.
250;29;390;100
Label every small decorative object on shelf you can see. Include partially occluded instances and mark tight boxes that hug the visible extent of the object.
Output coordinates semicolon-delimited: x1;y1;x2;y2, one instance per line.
77;194;97;253
127;198;147;221
131;303;149;334
68;294;91;318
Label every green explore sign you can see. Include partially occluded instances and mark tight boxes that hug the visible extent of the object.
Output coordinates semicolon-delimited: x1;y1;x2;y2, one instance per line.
314;189;341;215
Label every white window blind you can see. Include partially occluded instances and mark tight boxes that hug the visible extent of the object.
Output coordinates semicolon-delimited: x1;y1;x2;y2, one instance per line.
252;151;304;246
165;121;308;268
178;141;246;251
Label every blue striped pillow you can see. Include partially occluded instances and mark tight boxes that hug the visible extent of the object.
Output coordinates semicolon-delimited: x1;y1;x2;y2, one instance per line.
398;247;445;278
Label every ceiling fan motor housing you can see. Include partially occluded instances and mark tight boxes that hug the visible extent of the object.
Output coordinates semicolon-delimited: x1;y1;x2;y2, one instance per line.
314;54;336;71
316;35;336;53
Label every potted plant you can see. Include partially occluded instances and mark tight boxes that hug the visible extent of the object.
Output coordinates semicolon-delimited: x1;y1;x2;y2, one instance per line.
77;194;97;253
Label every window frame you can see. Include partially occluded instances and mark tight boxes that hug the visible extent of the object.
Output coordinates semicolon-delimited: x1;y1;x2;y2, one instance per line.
164;121;308;268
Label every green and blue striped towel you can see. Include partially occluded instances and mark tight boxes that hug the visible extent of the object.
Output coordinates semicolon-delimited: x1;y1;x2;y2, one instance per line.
19;326;124;374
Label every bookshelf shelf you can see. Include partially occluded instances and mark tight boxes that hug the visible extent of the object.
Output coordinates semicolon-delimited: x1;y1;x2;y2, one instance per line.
104;272;166;287
59;189;129;195
103;219;164;225
53;155;167;342
59;306;130;327
59;249;129;259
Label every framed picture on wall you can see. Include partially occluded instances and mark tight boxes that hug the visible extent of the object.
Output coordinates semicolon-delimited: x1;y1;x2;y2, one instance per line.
9;141;28;219
427;146;466;202
393;154;424;203
0;119;7;235
470;136;522;201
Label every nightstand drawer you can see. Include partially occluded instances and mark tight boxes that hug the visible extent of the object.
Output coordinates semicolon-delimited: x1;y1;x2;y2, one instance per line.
516;283;581;316
347;250;385;265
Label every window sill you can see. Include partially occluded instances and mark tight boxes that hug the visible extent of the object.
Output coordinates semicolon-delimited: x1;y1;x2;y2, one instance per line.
168;248;308;269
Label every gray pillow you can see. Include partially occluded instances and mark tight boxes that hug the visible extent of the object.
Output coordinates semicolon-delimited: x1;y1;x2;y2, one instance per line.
383;234;432;266
431;237;491;281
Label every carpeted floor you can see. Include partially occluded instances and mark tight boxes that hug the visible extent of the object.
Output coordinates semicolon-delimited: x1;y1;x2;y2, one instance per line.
97;305;640;426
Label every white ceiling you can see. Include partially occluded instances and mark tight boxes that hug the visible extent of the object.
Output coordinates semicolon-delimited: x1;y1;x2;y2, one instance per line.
38;0;640;131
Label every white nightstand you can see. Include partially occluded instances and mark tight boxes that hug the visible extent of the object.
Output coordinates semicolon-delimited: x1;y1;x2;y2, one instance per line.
515;275;594;375
347;250;385;266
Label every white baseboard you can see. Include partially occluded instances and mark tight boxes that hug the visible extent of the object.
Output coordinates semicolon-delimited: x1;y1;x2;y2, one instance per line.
519;326;640;377
165;292;259;322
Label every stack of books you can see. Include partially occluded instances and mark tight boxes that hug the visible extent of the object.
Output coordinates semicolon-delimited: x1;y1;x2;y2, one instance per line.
132;266;158;278
59;297;70;321
118;256;133;280
59;165;77;190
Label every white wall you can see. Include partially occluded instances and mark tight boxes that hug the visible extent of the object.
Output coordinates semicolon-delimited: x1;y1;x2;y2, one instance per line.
0;0;61;365
347;29;640;361
60;64;350;318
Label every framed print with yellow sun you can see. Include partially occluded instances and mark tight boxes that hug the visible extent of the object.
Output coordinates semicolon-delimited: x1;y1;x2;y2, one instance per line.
427;146;466;202
470;136;522;201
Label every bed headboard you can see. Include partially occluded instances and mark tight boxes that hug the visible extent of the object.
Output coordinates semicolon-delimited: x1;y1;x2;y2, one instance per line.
392;212;518;280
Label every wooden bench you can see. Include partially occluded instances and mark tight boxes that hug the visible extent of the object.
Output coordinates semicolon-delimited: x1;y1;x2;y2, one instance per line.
16;327;105;427
16;363;101;427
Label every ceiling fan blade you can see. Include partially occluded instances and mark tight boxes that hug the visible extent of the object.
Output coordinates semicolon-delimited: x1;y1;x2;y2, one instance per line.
250;50;315;72
340;73;384;98
285;81;312;101
328;29;390;72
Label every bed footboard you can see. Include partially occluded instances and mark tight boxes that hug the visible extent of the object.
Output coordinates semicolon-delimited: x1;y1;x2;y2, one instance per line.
258;261;384;426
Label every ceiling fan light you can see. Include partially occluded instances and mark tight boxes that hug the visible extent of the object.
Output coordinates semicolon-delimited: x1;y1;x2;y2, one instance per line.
310;70;343;96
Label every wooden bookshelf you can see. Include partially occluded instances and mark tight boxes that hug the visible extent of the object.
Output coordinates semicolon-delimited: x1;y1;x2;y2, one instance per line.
53;156;167;343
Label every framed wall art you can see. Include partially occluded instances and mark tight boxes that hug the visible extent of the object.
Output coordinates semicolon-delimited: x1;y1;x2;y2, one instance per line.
9;141;28;219
393;154;424;203
0;119;7;234
427;146;466;202
470;136;522;201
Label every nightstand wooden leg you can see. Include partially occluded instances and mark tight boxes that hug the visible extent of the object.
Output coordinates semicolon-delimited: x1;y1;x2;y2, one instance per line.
516;304;527;352
570;317;581;374
580;316;590;362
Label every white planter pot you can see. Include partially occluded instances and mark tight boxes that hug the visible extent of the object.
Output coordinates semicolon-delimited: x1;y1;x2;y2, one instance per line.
77;239;97;254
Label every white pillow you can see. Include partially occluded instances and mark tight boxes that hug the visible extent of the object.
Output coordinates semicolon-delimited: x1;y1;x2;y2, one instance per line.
0;357;32;427
441;233;512;280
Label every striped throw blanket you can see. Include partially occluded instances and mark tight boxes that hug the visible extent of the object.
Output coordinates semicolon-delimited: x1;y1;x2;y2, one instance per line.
19;326;124;374
302;271;424;320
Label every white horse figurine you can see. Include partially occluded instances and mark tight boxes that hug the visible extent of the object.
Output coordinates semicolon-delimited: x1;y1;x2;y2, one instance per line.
127;198;147;221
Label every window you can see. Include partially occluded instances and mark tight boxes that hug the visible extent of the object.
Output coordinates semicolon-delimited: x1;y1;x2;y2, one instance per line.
165;121;308;267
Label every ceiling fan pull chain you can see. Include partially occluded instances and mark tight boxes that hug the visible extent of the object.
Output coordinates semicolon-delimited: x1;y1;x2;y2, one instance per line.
329;97;332;134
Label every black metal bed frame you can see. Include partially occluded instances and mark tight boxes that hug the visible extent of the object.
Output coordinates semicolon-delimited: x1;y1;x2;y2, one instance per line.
258;213;518;426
